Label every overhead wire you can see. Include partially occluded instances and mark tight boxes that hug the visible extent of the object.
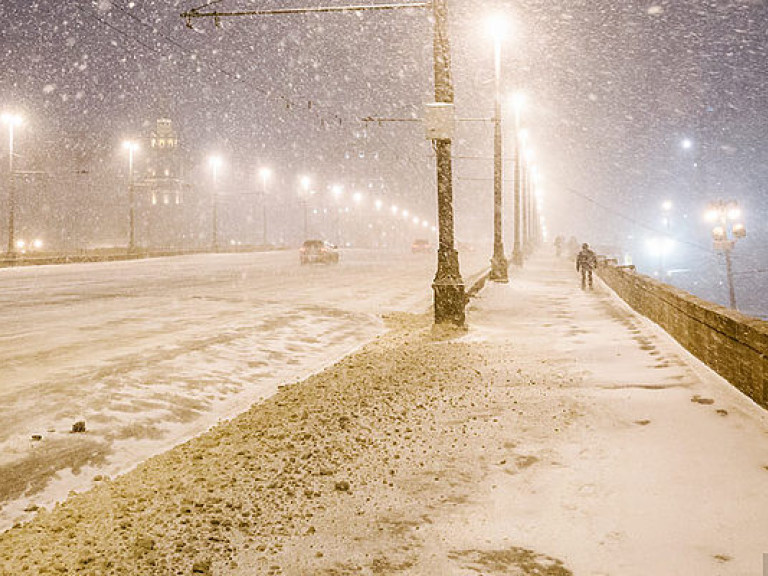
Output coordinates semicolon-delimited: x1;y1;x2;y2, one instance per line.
96;0;436;214
71;0;346;129
172;0;434;184
102;0;434;187
186;0;228;13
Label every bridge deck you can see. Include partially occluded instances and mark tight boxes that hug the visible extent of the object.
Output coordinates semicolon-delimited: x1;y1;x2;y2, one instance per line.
1;251;767;575
457;251;768;574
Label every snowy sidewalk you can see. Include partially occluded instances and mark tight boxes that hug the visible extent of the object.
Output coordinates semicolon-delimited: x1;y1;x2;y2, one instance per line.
450;254;768;575
1;253;768;575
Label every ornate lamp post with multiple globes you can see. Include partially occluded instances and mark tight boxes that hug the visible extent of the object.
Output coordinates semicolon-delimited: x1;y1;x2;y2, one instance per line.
706;200;746;310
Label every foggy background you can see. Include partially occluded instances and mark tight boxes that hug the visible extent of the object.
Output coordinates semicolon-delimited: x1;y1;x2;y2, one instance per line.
0;0;766;317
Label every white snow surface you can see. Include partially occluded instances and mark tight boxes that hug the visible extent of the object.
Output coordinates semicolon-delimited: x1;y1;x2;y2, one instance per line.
449;255;768;576
0;248;487;530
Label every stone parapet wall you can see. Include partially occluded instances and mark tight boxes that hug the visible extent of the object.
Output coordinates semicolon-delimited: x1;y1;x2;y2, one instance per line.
598;261;768;408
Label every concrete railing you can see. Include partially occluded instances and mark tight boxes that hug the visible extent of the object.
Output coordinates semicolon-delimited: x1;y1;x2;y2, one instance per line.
598;259;768;409
0;245;288;269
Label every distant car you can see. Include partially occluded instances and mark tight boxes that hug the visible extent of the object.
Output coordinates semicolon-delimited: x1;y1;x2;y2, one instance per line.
300;240;339;265
457;241;475;253
411;239;432;254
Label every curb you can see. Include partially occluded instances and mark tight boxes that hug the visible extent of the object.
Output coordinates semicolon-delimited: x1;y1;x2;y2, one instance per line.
0;246;290;269
466;267;492;299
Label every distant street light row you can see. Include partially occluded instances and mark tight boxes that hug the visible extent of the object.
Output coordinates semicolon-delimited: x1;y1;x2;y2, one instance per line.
114;139;436;252
4;4;546;328
2;111;46;256
204;160;435;251
0;92;627;276
3;31;548;263
484;13;546;280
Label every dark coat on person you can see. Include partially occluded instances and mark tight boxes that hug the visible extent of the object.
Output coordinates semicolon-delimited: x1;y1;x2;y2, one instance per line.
576;247;597;272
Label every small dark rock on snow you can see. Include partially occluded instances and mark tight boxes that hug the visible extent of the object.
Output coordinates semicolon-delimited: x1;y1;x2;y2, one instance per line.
334;480;351;492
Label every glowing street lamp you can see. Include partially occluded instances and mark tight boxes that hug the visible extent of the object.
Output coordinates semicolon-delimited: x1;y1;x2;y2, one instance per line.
209;155;223;251
259;167;272;188
3;113;23;257
123;140;140;252
646;236;675;278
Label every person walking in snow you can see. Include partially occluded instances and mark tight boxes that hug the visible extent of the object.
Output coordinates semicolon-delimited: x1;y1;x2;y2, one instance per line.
554;235;564;257
576;243;598;290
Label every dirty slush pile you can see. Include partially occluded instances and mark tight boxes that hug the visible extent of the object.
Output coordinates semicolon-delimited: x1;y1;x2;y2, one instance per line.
0;312;573;575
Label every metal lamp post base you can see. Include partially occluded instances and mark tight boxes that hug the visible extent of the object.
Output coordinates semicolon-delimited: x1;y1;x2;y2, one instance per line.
490;254;509;282
433;248;466;326
433;281;466;326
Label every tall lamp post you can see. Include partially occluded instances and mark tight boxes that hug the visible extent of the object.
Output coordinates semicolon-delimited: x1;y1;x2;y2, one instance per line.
209;156;222;252
300;176;312;239
511;96;526;266
706;200;745;310
661;200;672;232
429;0;465;325
534;184;544;244
660;199;673;277
259;167;271;246
3;113;23;258
180;0;465;326
527;163;538;246
123;141;139;252
523;149;535;253
488;16;508;282
331;184;343;245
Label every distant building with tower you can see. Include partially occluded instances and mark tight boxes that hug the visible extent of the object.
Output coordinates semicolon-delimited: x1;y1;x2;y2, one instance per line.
138;117;192;248
146;118;183;207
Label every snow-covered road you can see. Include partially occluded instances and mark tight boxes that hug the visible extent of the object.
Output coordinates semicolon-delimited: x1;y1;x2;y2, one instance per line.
0;248;487;529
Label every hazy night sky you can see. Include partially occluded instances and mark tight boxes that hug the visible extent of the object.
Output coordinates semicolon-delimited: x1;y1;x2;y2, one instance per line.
0;0;767;311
